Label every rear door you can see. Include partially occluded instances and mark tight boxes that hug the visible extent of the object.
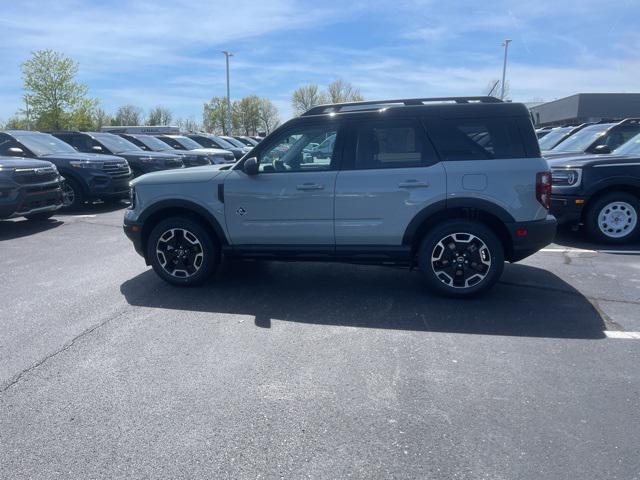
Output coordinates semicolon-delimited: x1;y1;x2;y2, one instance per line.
334;116;447;246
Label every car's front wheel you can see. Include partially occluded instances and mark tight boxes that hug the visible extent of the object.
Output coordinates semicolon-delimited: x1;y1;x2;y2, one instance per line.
61;177;84;210
585;192;640;244
418;220;504;296
147;217;219;286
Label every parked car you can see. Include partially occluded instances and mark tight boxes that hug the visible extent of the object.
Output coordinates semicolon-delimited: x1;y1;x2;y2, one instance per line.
118;133;213;168
186;134;245;160
538;125;589;151
550;132;640;243
51;131;183;178
250;136;264;143
0;155;64;220
233;136;259;147
154;135;235;164
544;119;640;159
219;136;253;155
0;130;131;209
536;127;554;139
123;96;555;296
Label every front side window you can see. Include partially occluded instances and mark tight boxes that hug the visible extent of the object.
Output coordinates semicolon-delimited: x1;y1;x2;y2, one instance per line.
425;117;525;160
258;124;337;173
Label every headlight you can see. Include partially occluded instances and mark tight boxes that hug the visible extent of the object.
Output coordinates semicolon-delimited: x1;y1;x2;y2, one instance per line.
70;160;103;169
129;186;136;208
551;168;582;187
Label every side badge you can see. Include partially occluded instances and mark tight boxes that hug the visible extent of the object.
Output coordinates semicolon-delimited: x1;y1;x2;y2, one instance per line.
236;207;247;216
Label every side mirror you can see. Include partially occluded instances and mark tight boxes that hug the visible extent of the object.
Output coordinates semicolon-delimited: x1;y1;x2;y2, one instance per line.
91;145;103;152
243;157;259;175
593;145;612;154
8;147;24;156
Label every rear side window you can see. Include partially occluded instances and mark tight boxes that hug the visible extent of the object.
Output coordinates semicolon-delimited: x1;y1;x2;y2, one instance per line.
347;119;436;170
425;117;526;160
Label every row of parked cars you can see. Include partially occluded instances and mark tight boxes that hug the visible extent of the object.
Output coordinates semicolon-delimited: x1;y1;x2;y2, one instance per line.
537;119;640;243
0;128;263;218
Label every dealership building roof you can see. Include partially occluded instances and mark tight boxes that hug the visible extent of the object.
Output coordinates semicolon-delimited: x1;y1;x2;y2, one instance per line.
529;93;640;126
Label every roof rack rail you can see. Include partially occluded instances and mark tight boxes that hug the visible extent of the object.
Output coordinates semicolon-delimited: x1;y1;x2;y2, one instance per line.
301;96;503;116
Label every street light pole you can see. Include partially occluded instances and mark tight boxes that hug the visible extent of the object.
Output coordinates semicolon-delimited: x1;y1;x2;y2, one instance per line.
500;39;512;101
221;51;233;135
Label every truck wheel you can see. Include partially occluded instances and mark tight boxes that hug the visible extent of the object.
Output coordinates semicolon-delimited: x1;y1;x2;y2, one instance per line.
585;192;640;244
418;220;504;297
24;211;56;221
147;217;219;286
61;177;84;210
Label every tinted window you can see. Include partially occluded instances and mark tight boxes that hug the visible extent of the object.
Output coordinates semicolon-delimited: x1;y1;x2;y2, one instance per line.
190;136;222;149
157;136;184;150
354;123;426;169
594;125;640;151
92;133;140;154
425;117;526;160
12;133;77;156
258;124;337;173
551;124;612;153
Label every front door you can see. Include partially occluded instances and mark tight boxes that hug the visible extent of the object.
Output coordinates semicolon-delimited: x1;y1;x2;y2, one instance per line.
224;122;342;246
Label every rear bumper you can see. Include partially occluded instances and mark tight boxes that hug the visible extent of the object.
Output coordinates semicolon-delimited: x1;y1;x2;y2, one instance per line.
506;215;557;262
550;194;584;225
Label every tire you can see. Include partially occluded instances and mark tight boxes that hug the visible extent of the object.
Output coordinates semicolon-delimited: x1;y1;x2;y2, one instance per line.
585;192;640;244
61;177;84;210
147;216;220;286
417;220;505;297
24;211;56;221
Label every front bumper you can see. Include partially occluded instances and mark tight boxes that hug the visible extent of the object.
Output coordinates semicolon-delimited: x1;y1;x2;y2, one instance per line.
0;183;64;219
506;215;557;262
123;216;146;260
550;194;585;225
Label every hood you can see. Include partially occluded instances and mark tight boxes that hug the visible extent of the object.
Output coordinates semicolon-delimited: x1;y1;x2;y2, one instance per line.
131;164;228;186
190;148;232;156
542;151;590;160
0;156;56;170
117;150;181;160
548;153;640;169
40;152;126;162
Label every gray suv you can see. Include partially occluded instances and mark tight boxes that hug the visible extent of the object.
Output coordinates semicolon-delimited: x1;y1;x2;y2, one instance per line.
124;97;556;296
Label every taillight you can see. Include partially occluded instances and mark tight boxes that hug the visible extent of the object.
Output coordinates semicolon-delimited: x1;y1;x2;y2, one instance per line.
536;171;552;209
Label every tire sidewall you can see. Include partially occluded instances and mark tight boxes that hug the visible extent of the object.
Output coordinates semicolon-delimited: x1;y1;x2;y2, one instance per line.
586;192;640;244
418;220;505;297
147;217;219;286
61;177;83;211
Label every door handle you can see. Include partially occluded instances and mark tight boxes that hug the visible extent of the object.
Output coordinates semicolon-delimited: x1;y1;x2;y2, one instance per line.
398;180;429;189
297;183;324;191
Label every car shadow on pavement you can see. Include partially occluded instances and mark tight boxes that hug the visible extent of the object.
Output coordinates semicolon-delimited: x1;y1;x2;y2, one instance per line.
553;227;640;252
0;218;64;240
54;200;129;216
120;260;607;340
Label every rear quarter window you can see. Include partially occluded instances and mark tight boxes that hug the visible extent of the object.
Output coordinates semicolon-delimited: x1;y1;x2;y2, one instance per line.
424;117;527;160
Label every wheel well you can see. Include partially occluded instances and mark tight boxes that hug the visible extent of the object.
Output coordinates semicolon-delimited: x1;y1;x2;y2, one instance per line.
140;207;223;261
409;208;513;259
583;185;640;220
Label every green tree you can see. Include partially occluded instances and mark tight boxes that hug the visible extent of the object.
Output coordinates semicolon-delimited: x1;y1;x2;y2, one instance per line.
232;96;261;135
112;104;143;125
203;96;229;134
257;98;279;134
146;106;173;126
92;107;112;129
291;84;326;116
68;98;99;130
326;79;364;103
21;50;92;130
3;115;30;130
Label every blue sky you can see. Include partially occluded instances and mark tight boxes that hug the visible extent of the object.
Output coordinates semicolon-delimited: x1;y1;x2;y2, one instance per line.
1;0;639;123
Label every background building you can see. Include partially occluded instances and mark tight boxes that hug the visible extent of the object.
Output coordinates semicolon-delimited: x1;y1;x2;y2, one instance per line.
530;93;640;126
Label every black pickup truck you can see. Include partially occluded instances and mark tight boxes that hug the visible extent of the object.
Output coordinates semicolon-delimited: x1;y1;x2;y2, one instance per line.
549;141;640;243
0;156;64;220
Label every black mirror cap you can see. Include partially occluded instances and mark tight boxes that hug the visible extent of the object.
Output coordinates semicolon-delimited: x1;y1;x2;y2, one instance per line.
593;144;612;154
243;157;259;175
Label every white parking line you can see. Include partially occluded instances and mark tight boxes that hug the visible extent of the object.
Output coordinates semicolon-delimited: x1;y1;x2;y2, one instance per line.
69;215;97;218
541;248;640;255
604;331;640;339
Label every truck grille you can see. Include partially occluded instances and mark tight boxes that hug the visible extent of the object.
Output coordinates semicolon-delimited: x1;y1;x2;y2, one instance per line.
13;167;58;185
102;161;131;178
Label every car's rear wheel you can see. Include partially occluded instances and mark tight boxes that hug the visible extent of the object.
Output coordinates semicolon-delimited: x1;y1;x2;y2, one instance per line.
147;217;219;286
418;220;504;296
585;192;640;244
61;177;84;210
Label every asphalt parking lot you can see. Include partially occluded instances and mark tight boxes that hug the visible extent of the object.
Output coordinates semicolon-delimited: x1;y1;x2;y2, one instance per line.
1;204;639;480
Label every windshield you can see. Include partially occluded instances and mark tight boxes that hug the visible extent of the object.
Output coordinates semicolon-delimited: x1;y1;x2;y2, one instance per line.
172;136;204;150
211;136;236;149
93;133;141;153
613;132;640;155
538;127;572;150
134;135;173;151
551;124;612;153
14;133;78;156
222;136;247;148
